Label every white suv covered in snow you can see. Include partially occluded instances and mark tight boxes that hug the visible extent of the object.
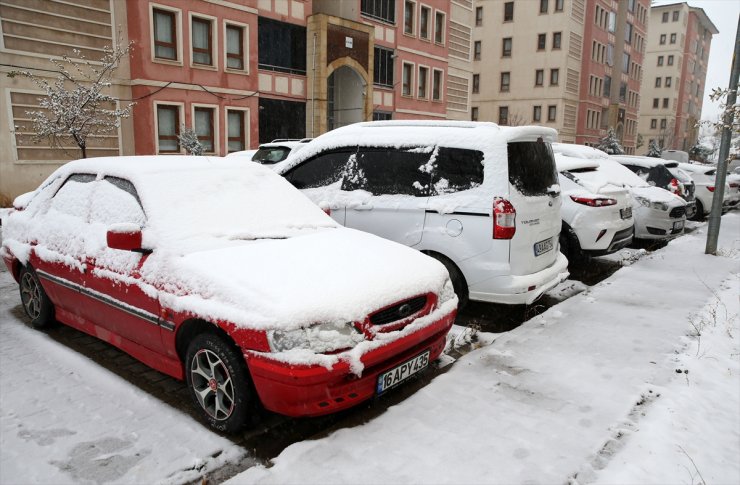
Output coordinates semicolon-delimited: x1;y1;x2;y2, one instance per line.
274;121;569;307
553;149;634;261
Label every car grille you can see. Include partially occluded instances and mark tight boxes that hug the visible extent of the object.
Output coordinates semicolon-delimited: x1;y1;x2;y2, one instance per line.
670;206;686;218
370;295;428;326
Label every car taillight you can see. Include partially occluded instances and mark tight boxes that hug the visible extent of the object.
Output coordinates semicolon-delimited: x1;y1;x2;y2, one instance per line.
730;183;739;189
493;198;516;239
707;186;715;192
669;178;680;195
569;196;617;207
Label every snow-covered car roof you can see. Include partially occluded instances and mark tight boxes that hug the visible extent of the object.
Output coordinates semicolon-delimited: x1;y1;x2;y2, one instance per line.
611;155;679;169
677;162;716;174
225;149;258;160
275;121;558;175
551;143;610;160
554;153;600;173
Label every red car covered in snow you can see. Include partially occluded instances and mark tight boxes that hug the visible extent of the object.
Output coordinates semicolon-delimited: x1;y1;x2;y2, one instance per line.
2;156;457;432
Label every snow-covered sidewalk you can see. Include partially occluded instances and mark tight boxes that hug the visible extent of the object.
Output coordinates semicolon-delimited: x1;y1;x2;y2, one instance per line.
0;271;245;484
229;214;740;485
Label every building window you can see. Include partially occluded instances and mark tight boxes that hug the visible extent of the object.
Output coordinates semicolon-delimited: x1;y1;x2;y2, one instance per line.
471;107;479;121
194;107;215;153
432;69;442;101
628;0;635;12
550;68;559;85
619;82;626;102
657;56;664;66
434;11;445;44
192;17;213;66
608;11;616;32
655;77;662;87
474;41;481;60
622;53;630;74
374;47;394;87
360;0;396;24
535;69;544;86
665;77;672;87
499;106;509;125
472;74;480;93
660;34;666;45
663;98;669;108
555;0;564;12
660;119;667;129
500;72;510;92
418;66;428;98
625;23;632;44
537;33;546;50
667;55;674;66
258;18;307;74
650;119;657;129
539;0;548;14
476;6;483;26
402;62;413;96
153;8;177;60
502;37;512;57
156;104;180;152
553;32;562;49
226;24;246;70
653;98;659;108
372;111;393;121
533;105;542;122
404;1;415;35
670;33;676;44
604;76;611;96
547;105;556;122
420;5;431;39
662;11;669;23
503;2;514;22
672;10;679;21
227;110;246;152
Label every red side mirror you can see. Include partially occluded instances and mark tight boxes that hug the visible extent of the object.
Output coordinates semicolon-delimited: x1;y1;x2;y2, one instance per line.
107;224;148;253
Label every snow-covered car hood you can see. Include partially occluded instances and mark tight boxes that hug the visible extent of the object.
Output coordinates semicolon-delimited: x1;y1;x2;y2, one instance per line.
151;228;451;331
630;186;686;206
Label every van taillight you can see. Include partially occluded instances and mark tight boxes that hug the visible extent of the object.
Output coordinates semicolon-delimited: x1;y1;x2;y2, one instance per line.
669;178;680;195
493;198;516;239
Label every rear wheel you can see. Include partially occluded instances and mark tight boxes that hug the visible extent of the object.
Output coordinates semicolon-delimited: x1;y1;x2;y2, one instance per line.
559;224;585;264
426;253;469;310
691;200;705;221
185;332;255;433
19;266;54;329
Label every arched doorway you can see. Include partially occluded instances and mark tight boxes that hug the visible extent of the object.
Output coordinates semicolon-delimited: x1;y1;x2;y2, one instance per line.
327;66;366;131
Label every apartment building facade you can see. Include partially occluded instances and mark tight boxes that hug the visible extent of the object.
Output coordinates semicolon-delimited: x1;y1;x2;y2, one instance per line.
0;0;474;201
638;2;717;152
470;0;648;153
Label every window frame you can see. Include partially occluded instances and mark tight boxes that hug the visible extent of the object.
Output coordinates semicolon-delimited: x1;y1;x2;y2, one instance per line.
154;102;184;154
500;71;510;92
472;73;480;94
475;6;483;26
537;33;546;51
535;69;544;87
552;32;562;50
434;10;445;45
192;104;219;154
417;65;429;99
150;4;182;64
432;68;443;101
502;37;512;57
374;46;395;88
539;0;548;14
402;61;415;97
404;0;416;36
533;105;542;122
224;21;249;73
547;105;557;122
225;107;250;153
555;0;564;12
190;13;217;68
360;0;396;25
550;68;559;86
499;106;509;126
471;106;479;122
503;2;514;22
419;4;431;40
473;40;481;60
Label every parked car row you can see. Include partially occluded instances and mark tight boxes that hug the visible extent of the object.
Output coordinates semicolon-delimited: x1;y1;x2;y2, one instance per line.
2;120;736;433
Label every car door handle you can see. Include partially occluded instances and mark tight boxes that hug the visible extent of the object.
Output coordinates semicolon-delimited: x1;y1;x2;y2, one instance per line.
353;204;373;211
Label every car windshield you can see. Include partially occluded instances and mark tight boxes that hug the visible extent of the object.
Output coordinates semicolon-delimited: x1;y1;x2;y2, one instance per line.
136;164;336;247
252;146;292;164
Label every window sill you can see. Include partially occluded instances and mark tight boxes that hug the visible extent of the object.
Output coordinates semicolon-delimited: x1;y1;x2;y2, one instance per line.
152;58;183;67
434;41;444;47
225;68;251;76
360;13;396;27
192;63;218;71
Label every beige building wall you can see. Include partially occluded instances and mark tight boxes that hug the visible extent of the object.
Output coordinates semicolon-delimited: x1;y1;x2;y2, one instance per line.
446;0;474;120
471;0;584;142
0;0;134;205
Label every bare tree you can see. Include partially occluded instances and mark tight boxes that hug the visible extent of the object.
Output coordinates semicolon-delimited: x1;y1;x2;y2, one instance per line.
507;111;528;127
8;39;134;158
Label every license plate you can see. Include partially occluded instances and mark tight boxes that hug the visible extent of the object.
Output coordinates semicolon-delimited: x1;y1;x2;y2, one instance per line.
620;207;632;219
533;237;554;257
673;220;684;231
377;350;430;395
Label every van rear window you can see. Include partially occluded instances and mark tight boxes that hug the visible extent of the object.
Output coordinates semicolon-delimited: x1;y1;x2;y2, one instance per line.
507;141;558;196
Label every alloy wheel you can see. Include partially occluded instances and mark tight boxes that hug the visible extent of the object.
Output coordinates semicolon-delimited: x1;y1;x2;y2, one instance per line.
190;349;235;421
20;272;42;320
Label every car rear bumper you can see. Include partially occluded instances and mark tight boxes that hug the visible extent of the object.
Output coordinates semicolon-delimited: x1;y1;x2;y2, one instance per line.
245;309;456;417
468;252;569;305
584;226;634;256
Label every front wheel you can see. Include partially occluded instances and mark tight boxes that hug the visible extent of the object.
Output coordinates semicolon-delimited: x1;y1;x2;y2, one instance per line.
185;332;254;433
19;266;55;328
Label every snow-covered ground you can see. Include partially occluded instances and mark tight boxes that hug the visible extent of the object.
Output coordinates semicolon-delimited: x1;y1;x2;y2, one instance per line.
1;215;738;484
228;214;740;485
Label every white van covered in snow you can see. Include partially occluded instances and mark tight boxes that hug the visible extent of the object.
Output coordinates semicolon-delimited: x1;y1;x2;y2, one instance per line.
273;121;569;307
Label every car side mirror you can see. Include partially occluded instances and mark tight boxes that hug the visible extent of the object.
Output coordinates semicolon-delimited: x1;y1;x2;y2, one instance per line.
106;223;151;254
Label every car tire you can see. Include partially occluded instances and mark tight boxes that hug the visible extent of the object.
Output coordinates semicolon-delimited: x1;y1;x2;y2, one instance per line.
426;253;469;310
559;224;584;264
691;200;705;221
185;332;255;433
18;266;55;329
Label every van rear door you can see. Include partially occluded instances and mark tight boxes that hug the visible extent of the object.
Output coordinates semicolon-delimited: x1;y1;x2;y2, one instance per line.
506;140;562;275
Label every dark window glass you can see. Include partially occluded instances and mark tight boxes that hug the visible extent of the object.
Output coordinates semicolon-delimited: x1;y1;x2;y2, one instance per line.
258;17;306;74
258;98;305;143
499;106;509;125
431;148;484;195
555;0;564;11
65;173;97;185
253;146;292;164
373;111;392;121
662;11;669;23
285;150;353;189
192;17;212;65
533;105;542;121
535;69;544;86
226;24;245;70
553;32;562;49
374;46;394;87
476;6;483;25
153;9;176;60
504;2;514;21
502;37;512;56
540;0;548;14
360;0;396;23
104;176;143;207
342;147;432;196
507;141;558;196
537;33;546;50
603;76;611;96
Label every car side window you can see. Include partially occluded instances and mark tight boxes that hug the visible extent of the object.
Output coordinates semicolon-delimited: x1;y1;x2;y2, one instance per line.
431;147;484;195
342;147;432;196
89;178;146;227
285;150;354;189
49;173;98;219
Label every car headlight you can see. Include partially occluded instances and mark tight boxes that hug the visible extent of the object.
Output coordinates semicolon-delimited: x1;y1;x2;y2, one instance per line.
651;201;669;211
634;196;650;208
438;278;456;306
268;322;364;353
